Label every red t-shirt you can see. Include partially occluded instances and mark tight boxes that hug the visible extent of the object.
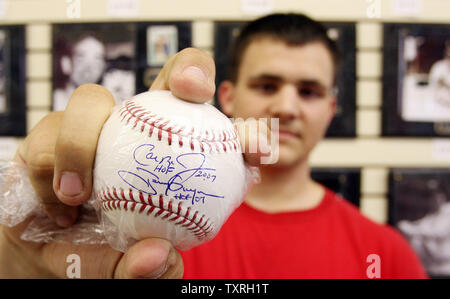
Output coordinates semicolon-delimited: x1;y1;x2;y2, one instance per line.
181;187;427;278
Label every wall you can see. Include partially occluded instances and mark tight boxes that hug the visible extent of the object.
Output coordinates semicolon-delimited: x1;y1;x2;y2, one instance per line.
1;0;449;224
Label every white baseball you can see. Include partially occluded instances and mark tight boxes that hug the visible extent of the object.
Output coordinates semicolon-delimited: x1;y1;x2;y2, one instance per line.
93;90;247;251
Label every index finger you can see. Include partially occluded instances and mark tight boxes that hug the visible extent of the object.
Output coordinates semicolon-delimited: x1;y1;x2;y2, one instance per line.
53;84;115;211
150;48;216;103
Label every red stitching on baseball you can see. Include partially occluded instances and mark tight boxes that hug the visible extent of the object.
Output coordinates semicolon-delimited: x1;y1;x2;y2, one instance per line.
99;187;213;240
119;100;241;153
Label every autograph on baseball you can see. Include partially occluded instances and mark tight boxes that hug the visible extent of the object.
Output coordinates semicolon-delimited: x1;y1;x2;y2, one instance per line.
94;90;248;250
118;143;225;206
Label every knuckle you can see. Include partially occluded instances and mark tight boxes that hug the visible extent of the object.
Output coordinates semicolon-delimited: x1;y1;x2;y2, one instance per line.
42;111;64;123
70;83;115;106
27;153;54;186
178;47;213;63
55;138;91;163
27;152;55;179
178;47;201;56
74;83;104;94
28;111;63;134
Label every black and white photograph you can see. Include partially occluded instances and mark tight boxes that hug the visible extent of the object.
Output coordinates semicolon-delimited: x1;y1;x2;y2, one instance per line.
0;30;6;114
383;23;450;137
311;168;361;207
52;23;136;110
214;21;356;137
0;25;26;136
389;169;450;278
401;34;450;122
135;22;191;93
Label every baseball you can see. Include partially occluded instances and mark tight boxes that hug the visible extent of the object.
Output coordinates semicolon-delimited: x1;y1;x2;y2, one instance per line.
93;90;247;251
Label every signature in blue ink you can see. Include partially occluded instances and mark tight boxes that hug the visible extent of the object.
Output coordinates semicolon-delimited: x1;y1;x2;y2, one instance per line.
117;144;223;205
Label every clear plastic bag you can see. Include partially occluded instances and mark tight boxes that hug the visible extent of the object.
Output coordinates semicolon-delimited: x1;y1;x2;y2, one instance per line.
0;159;259;252
0;91;261;252
0;160;108;245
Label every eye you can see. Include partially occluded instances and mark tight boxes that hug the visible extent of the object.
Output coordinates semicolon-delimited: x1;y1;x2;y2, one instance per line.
298;86;324;99
251;82;279;95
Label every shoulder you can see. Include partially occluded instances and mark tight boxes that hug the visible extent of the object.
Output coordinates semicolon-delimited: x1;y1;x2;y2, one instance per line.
329;190;408;244
327;189;427;278
430;60;447;76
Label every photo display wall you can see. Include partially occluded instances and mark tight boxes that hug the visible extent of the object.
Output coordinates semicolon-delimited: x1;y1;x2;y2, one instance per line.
52;22;191;110
383;23;450;137
135;22;192;94
0;25;26;136
214;21;356;138
388;168;450;278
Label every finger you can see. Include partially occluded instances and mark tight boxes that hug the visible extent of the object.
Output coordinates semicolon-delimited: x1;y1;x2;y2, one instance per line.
39;238;181;278
39;242;122;278
235;118;272;166
17;112;79;227
150;48;216;103
114;238;183;279
53;84;115;211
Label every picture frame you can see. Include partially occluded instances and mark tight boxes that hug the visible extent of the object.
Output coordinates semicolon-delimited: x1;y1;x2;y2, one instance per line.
311;168;361;207
52;22;137;110
0;25;26;136
388;168;450;278
213;21;356;138
382;23;450;137
136;22;191;93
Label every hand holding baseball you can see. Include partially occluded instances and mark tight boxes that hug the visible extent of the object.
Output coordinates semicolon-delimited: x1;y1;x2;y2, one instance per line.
1;48;221;278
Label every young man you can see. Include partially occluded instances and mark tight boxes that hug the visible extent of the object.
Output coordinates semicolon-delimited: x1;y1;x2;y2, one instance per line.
179;13;427;278
53;35;107;111
0;13;426;278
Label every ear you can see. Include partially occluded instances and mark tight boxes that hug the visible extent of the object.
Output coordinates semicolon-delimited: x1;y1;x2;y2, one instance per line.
60;56;72;76
327;96;337;126
218;80;235;117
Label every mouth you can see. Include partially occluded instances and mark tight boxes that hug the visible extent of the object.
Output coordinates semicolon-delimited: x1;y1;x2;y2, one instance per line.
276;129;301;140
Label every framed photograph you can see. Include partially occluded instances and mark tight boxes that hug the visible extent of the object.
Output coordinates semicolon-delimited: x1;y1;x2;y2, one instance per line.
213;21;356;138
136;22;191;93
52;23;137;110
383;23;450;137
311;168;361;207
0;25;26;136
147;25;178;66
388;168;450;278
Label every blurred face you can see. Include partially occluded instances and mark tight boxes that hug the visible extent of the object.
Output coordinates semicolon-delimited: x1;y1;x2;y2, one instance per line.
70;36;106;85
102;69;136;104
227;38;336;167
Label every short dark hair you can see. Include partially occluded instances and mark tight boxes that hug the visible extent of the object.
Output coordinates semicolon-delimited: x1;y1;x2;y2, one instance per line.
227;13;341;84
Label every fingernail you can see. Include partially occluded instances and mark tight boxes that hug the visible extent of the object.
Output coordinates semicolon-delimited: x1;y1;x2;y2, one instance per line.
143;247;176;279
182;66;208;82
59;172;83;197
144;260;169;279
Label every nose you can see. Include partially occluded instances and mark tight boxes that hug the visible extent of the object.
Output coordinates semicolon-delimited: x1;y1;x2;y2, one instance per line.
269;84;301;121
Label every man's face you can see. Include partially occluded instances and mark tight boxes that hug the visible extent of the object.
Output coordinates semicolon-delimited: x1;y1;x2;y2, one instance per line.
224;38;336;167
70;36;106;85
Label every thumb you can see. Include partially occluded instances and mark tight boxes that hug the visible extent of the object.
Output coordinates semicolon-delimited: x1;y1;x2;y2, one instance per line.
114;238;184;279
